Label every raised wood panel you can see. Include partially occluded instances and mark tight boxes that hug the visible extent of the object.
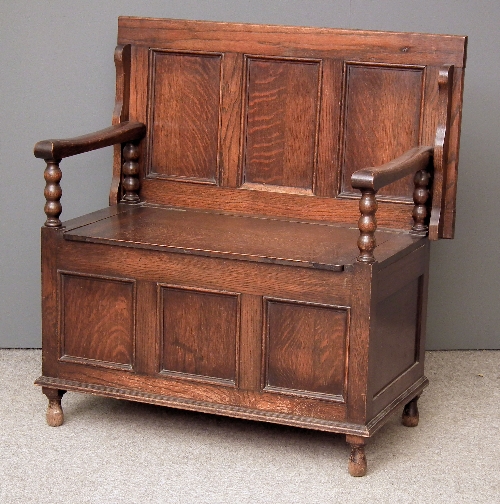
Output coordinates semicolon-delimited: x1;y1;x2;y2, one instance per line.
242;57;321;192
147;51;222;184
59;273;135;370
160;286;240;385
369;225;430;419
340;63;424;200
371;277;422;398
264;299;349;401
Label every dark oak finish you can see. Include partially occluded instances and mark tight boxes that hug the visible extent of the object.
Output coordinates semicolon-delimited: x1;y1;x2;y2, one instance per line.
351;146;433;192
346;434;368;477
341;64;424;199
243;57;320;191
34;17;467;477
121;142;141;202
402;396;420;427
42;387;66;427
264;299;349;399
59;273;135;369
42;160;63;227
62;204;423;271
34;121;146;161
35;121;146;226
160;286;239;384
351;146;433;262
148;51;221;183
411;169;432;236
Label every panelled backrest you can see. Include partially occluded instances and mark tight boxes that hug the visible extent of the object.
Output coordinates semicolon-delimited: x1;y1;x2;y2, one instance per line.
113;17;466;238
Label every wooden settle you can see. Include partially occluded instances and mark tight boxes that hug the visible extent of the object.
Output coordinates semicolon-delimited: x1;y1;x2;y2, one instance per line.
34;17;467;476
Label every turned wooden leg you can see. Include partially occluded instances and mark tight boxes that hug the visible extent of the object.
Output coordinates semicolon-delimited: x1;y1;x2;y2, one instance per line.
42;387;66;427
346;435;367;477
402;395;420;427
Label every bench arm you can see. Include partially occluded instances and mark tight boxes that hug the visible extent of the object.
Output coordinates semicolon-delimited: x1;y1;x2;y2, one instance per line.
34;121;146;227
351;146;433;192
351;146;433;263
34;121;146;161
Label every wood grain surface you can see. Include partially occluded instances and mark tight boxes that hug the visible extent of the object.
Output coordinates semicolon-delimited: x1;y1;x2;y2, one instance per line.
63;204;423;270
35;17;466;476
60;273;135;369
160;286;239;384
148;51;221;183
340;64;424;199
243;57;320;191
264;299;349;400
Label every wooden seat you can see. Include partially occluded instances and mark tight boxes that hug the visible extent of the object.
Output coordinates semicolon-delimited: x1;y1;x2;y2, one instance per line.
63;204;421;271
33;17;467;477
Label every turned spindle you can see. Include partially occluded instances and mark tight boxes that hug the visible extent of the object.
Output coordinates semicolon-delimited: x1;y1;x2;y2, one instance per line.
43;160;63;227
346;435;368;477
357;189;378;263
410;169;431;236
122;142;140;203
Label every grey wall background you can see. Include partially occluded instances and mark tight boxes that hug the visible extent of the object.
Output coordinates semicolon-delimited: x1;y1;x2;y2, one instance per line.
1;1;499;349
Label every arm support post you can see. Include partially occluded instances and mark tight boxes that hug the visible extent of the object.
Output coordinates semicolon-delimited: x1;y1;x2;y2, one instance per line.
351;146;433;262
34;121;146;226
43;160;63;227
411;169;432;236
356;189;378;263
121;142;141;203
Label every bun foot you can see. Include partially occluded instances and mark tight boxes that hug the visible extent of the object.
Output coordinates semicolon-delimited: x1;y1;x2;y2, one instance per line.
46;399;64;426
346;435;367;477
42;387;66;427
402;396;420;427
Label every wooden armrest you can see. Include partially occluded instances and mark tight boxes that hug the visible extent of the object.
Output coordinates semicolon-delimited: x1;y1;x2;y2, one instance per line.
35;120;145;228
352;146;433;263
34;121;146;160
351;146;433;192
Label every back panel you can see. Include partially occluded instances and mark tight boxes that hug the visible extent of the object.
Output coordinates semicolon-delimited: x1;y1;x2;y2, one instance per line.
114;17;466;237
148;51;222;184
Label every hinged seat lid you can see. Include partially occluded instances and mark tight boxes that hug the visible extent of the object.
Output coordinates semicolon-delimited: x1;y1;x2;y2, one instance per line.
64;204;422;271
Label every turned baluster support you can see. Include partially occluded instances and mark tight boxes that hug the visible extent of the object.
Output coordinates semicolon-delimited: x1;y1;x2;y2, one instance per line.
410;169;431;236
346;435;368;477
357;189;378;263
121;142;141;203
43;159;63;227
402;395;420;427
35;121;146;219
42;387;66;427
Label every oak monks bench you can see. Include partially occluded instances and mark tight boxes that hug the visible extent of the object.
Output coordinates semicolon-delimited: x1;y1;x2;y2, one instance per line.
34;17;467;476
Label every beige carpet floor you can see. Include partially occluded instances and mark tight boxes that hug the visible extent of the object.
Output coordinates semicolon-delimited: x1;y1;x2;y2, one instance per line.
0;350;498;503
